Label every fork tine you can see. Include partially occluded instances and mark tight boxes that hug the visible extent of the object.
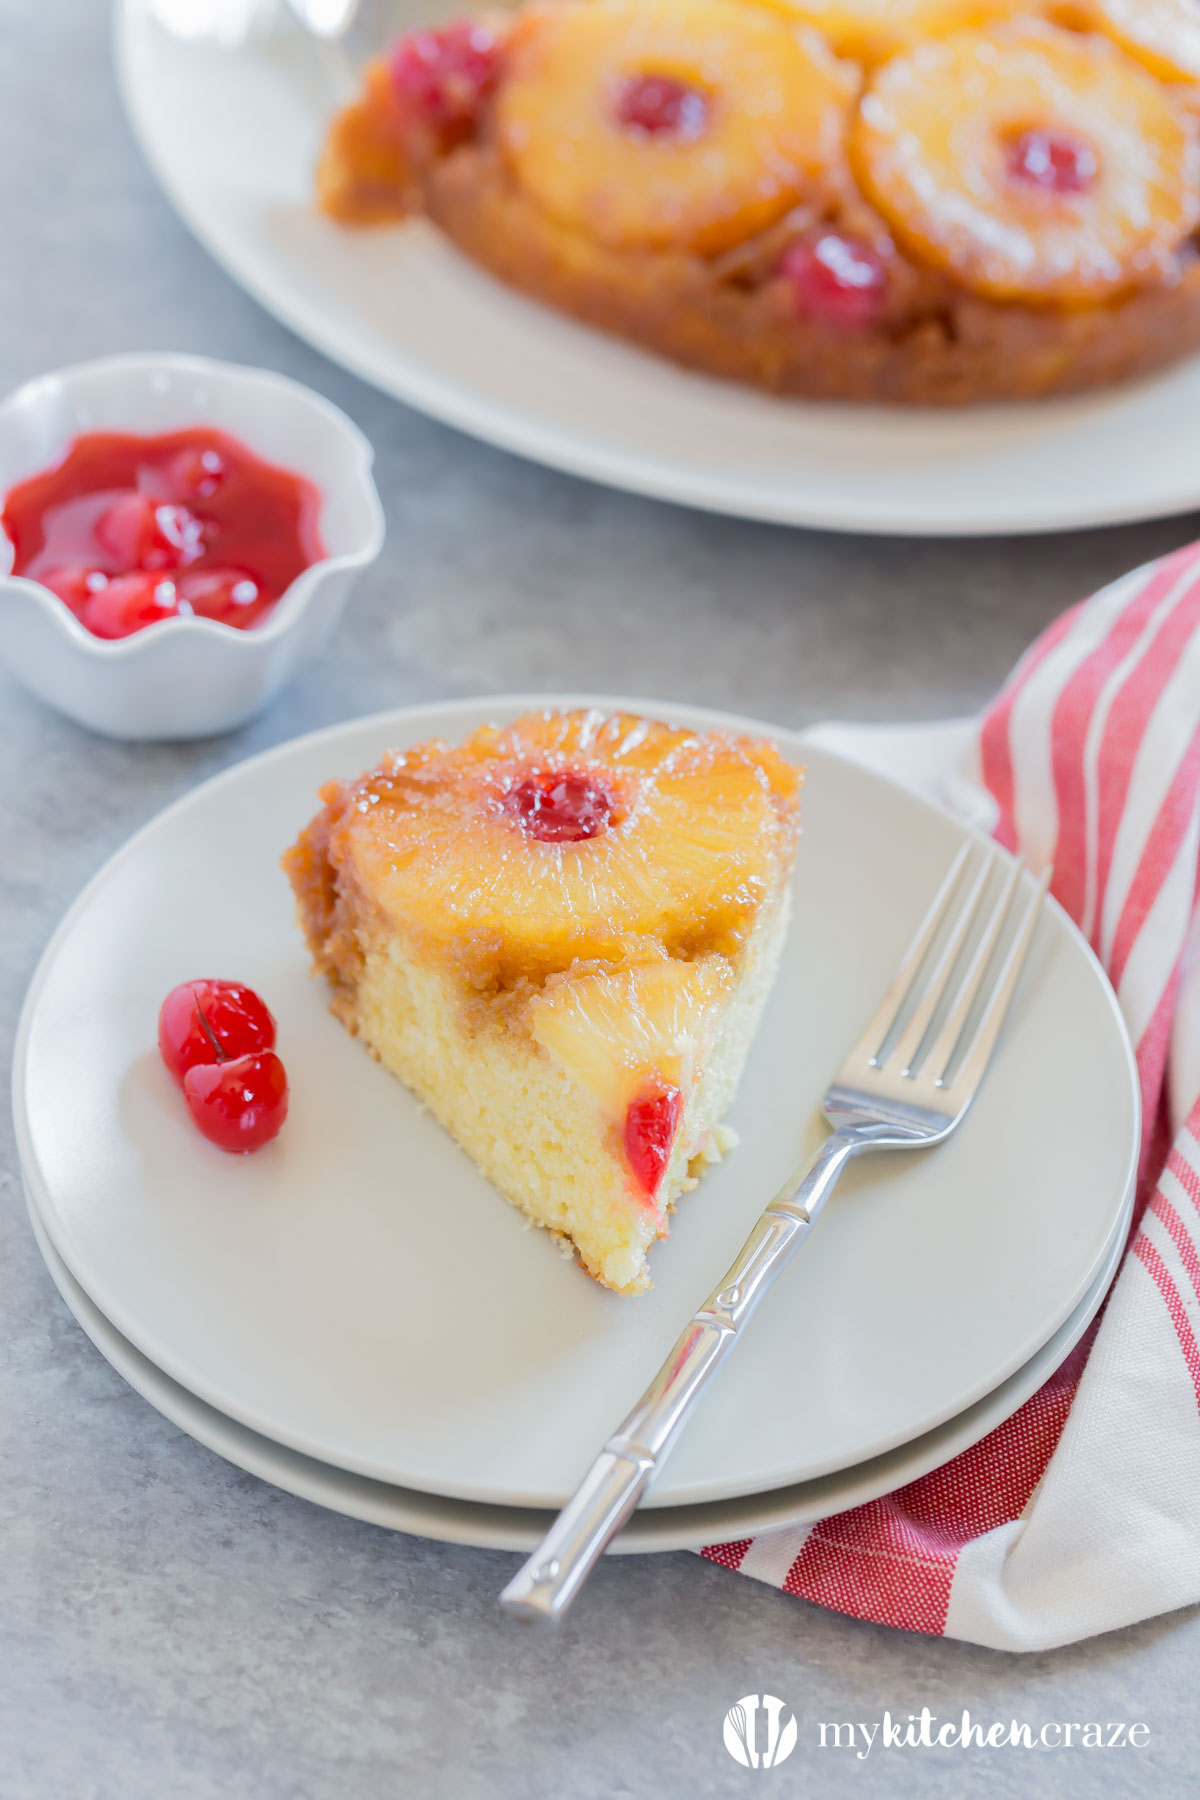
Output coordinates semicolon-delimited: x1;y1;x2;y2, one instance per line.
921;855;1025;1085
853;842;973;1067
891;849;996;1077
942;866;1052;1101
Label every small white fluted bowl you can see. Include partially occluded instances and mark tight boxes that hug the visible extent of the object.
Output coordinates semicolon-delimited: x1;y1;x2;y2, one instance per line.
0;353;385;739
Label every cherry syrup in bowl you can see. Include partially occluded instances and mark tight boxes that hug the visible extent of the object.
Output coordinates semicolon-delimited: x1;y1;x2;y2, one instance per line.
0;353;384;738
3;426;326;641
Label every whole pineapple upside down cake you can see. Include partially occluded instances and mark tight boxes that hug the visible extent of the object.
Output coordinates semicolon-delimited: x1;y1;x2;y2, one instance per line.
318;0;1200;404
284;711;802;1293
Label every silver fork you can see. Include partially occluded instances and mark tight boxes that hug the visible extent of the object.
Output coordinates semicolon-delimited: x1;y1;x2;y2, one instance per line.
500;843;1051;1625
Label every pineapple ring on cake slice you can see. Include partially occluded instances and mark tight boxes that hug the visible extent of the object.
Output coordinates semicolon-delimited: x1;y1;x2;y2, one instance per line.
851;19;1200;304
307;709;800;990
753;0;1026;62
1086;0;1200;86
528;957;736;1284
530;956;731;1140
495;0;854;255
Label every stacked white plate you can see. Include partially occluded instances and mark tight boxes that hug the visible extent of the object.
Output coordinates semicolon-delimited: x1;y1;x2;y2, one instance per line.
16;698;1138;1551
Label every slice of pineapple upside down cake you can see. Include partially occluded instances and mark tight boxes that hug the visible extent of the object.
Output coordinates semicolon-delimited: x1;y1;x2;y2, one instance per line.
284;710;801;1293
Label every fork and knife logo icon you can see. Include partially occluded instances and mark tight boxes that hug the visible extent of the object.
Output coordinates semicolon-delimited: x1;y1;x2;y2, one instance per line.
723;1694;798;1769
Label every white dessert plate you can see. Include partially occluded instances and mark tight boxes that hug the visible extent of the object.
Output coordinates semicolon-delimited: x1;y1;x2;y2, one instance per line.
115;0;1200;538
13;694;1139;1509
25;1171;1129;1552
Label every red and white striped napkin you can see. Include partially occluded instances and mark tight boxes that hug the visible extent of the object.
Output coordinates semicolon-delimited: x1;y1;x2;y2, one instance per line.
702;541;1200;1651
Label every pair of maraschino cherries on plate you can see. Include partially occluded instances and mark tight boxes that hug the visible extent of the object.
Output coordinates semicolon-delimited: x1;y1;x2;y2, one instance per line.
158;979;287;1153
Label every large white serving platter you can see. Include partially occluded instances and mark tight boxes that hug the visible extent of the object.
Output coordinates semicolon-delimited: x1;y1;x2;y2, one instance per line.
14;695;1138;1509
116;0;1200;537
25;1176;1129;1553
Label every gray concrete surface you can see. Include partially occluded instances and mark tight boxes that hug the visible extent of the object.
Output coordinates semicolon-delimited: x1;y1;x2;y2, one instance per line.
3;1;1199;1794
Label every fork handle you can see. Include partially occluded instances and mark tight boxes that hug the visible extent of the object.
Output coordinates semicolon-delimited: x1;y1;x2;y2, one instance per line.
499;1129;860;1625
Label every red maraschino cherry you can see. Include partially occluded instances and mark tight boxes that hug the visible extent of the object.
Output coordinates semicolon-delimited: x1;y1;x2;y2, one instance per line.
81;572;181;640
164;445;227;501
41;564;109;615
158;978;277;1083
781;231;889;329
1007;127;1098;195
616;74;710;141
504;769;614;843
390;22;502;143
183;1051;289;1154
625;1086;683;1198
177;567;271;627
97;493;205;572
159;979;287;1154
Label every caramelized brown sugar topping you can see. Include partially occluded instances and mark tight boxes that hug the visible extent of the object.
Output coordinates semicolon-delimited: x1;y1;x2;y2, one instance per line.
285;710;802;994
316;60;418;224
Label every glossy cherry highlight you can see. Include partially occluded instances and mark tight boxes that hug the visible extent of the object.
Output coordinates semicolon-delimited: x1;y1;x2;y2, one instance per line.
504;769;614;843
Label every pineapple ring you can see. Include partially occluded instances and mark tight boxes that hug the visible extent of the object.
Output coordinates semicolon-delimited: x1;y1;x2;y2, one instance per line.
1086;0;1200;86
752;0;1027;63
529;958;733;1121
338;710;800;986
495;0;853;255
851;21;1200;304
